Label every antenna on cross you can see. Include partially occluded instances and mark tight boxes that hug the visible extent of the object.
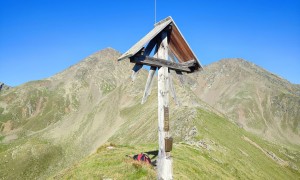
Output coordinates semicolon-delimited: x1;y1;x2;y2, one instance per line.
154;0;157;24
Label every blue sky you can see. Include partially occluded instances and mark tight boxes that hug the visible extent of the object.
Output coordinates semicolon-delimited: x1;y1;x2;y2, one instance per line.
0;0;299;86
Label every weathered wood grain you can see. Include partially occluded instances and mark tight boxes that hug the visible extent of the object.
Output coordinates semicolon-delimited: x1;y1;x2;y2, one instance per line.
141;42;160;104
157;31;173;180
131;64;143;81
118;17;172;61
141;66;157;104
132;56;192;72
118;16;202;72
130;37;158;82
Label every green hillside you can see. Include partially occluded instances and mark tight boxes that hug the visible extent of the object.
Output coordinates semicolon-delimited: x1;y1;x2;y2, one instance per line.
55;108;300;179
0;48;299;179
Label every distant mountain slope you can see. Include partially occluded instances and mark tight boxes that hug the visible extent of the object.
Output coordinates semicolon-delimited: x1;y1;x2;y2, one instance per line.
0;48;299;179
57;108;300;179
0;48;213;179
0;48;137;178
188;58;300;145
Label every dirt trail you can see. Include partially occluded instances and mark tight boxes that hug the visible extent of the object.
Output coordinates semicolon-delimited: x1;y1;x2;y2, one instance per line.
243;136;288;166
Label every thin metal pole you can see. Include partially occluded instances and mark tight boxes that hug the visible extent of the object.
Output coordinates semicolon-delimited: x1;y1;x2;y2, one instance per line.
154;0;156;24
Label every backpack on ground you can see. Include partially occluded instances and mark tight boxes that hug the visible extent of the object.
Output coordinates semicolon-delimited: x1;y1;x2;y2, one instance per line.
133;153;151;164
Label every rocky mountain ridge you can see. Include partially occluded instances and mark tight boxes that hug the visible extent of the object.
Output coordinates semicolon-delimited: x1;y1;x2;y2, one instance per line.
0;48;299;179
187;58;300;145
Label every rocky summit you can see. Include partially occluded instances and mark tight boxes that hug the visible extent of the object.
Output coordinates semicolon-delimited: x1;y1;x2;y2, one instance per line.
0;48;299;179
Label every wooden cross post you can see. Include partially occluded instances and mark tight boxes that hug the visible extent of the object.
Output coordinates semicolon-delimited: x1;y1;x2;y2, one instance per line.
118;16;202;180
157;31;173;179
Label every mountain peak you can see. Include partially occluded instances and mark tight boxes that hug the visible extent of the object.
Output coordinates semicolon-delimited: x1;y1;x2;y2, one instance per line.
216;58;256;68
207;58;297;90
1;47;300;179
90;47;121;57
191;57;300;145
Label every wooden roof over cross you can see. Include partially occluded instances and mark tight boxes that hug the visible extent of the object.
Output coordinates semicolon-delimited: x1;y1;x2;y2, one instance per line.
118;16;203;73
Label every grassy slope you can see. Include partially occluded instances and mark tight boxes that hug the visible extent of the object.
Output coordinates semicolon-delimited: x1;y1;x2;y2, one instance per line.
55;108;300;179
0;137;64;179
1;50;299;179
0;48;135;179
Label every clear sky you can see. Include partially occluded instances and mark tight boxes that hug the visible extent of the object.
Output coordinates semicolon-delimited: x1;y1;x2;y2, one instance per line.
0;0;299;86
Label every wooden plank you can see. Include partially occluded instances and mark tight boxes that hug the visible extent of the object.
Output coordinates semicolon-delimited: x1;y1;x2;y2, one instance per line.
132;56;192;72
181;59;196;66
169;28;191;63
132;63;143;73
118;17;172;61
131;64;143;81
144;36;157;56
149;42;160;90
141;66;157;104
118;16;202;72
168;21;203;69
141;42;159;104
164;106;169;131
154;16;172;27
157;31;172;179
131;37;158;82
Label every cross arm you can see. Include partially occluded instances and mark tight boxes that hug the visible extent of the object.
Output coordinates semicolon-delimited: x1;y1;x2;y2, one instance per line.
131;56;195;73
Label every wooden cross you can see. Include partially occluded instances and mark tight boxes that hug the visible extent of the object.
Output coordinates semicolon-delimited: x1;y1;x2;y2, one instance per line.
118;16;202;180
